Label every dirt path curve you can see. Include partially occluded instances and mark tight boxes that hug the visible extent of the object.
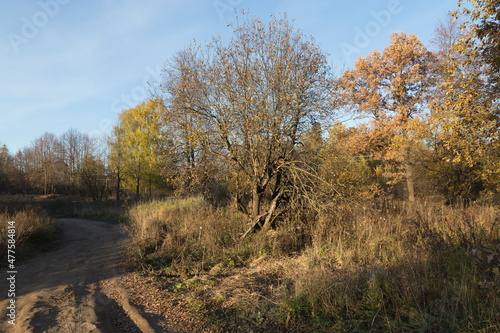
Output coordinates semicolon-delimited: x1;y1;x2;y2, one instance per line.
0;218;178;333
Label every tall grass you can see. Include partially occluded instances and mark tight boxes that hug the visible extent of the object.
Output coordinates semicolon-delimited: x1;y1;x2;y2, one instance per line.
288;200;500;331
126;197;264;274
0;206;58;263
126;197;500;331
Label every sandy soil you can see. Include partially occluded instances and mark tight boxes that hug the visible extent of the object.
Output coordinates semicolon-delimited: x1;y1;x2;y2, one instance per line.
0;218;180;333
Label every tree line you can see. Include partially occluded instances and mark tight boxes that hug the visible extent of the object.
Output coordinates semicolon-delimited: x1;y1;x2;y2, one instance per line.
1;2;499;221
0;130;109;199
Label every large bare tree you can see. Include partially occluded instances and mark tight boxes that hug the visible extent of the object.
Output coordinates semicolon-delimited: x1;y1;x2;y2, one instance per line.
161;13;335;228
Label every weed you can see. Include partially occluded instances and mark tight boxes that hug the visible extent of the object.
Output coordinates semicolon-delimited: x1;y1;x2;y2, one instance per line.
0;205;58;264
126;197;500;332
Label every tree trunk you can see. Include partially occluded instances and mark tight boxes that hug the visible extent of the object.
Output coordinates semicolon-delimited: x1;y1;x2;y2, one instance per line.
116;165;121;201
241;186;284;240
262;195;279;231
136;160;141;198
190;145;195;169
406;162;415;203
240;213;267;240
44;167;47;195
252;184;261;218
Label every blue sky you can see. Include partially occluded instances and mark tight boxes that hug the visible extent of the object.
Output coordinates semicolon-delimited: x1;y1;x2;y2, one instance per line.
1;0;459;153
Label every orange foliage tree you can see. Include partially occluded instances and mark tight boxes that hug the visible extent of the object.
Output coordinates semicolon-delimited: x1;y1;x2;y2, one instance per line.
335;32;435;202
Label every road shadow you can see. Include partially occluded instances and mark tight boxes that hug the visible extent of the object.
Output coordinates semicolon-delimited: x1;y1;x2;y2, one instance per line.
0;218;128;298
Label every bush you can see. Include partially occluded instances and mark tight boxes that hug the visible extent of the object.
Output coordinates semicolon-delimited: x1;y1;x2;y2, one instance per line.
0;206;58;263
126;197;259;274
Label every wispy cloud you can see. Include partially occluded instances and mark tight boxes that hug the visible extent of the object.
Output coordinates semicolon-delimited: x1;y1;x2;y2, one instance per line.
0;0;460;153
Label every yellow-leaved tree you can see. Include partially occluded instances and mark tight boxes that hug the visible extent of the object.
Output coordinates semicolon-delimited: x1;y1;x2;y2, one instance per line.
429;1;500;201
110;98;166;198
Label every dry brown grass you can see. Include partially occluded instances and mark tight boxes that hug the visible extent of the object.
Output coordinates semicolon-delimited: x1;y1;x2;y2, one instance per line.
127;197;500;332
283;200;500;331
0;206;58;263
125;197;262;275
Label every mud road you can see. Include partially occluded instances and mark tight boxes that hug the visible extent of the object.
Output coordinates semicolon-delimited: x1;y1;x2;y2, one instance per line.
0;218;177;333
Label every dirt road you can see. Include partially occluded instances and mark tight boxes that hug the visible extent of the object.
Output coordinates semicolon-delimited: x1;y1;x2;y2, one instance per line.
0;218;178;333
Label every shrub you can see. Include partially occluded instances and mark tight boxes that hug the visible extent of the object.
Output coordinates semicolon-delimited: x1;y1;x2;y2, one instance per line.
126;197;258;274
0;206;58;263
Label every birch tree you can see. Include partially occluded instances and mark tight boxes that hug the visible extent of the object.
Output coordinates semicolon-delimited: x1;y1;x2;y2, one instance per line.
115;98;165;197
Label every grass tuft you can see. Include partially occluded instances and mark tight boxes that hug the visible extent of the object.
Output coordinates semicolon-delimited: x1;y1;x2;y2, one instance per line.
0;206;59;264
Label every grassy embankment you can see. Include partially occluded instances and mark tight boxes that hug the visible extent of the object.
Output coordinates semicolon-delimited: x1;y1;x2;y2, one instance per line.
125;197;499;332
0;195;59;264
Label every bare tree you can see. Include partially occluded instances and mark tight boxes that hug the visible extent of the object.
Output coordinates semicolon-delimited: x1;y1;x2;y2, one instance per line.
161;13;335;229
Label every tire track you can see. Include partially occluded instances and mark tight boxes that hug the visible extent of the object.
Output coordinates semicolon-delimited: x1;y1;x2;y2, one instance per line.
0;218;172;332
